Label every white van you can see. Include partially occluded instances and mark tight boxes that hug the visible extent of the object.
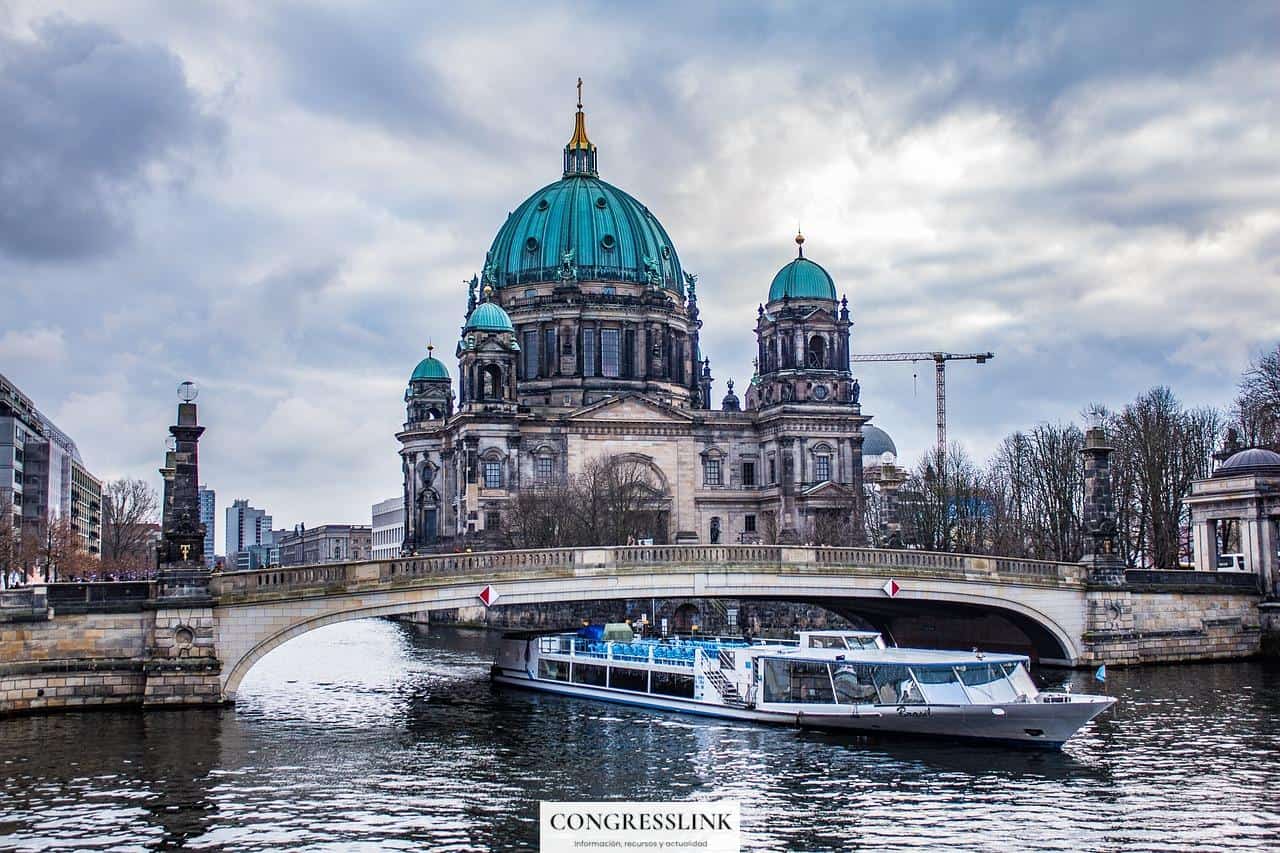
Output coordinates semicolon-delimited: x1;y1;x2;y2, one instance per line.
1217;553;1248;572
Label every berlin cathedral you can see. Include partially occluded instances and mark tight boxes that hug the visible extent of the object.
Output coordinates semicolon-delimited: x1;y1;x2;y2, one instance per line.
397;92;898;552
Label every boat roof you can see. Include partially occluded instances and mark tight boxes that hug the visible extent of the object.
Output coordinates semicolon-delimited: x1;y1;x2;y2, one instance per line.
799;630;882;637
753;645;1029;666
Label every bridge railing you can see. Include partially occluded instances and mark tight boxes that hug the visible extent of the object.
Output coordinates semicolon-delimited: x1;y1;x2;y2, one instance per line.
211;544;1085;599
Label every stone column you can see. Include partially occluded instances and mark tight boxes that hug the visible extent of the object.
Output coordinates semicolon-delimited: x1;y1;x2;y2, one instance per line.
1257;513;1279;597
1080;422;1125;588
1192;519;1217;572
148;390;222;706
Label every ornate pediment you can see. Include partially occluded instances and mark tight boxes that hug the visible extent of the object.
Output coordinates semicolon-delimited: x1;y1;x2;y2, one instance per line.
801;480;856;499
566;393;695;424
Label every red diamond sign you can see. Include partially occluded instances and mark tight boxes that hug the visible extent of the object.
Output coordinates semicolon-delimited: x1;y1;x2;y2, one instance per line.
478;584;499;607
882;579;901;598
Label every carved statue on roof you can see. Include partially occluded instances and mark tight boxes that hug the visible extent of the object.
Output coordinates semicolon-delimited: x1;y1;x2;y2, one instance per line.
558;248;577;282
683;271;697;297
467;275;479;312
643;256;662;288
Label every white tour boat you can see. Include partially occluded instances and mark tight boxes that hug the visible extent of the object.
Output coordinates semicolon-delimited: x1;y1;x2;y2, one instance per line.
491;626;1115;748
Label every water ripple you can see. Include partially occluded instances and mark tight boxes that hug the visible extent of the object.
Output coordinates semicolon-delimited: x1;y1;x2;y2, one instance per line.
1;620;1277;851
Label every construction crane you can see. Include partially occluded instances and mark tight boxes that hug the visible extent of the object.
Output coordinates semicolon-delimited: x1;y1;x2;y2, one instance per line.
849;351;995;454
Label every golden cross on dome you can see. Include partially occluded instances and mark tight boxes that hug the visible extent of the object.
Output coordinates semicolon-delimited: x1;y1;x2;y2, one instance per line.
576;77;583;109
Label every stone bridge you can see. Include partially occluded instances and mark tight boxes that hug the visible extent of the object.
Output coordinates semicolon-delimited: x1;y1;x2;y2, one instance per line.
1;545;1268;714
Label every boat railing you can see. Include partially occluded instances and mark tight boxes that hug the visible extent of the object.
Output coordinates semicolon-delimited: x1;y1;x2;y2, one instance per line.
538;636;752;669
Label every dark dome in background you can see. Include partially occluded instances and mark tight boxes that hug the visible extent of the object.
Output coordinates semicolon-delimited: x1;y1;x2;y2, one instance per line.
1215;447;1280;477
862;424;897;463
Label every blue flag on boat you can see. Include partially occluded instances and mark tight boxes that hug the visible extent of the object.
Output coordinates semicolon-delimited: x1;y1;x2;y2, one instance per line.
1095;664;1106;682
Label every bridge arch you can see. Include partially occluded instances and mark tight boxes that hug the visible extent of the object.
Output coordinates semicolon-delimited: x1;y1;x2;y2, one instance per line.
215;553;1086;700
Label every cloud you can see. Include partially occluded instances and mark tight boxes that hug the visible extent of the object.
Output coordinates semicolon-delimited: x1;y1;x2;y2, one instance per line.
0;326;67;364
0;15;224;260
1;0;1278;532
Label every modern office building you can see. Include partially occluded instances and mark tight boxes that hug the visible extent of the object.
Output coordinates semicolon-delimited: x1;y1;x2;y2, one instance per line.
276;524;371;567
225;499;273;565
371;497;405;560
69;459;102;557
198;486;216;567
0;372;101;557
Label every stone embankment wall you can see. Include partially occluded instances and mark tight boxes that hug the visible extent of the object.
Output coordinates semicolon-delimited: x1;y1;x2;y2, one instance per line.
1084;587;1264;665
1261;603;1280;657
1;609;154;714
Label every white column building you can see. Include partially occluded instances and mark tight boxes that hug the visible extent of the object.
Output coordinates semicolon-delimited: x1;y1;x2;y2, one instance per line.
371;496;405;560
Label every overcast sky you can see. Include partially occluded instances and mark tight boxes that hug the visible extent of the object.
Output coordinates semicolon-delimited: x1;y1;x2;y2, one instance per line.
2;1;1278;540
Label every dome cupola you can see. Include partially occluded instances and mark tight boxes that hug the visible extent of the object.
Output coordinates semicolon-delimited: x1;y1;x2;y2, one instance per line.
482;83;685;293
410;345;450;382
768;233;837;302
464;294;515;334
861;424;897;463
1215;447;1280;477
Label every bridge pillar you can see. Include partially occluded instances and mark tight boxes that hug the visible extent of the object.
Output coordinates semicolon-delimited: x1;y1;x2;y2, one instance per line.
1080;419;1125;588
1079;417;1133;663
144;387;224;707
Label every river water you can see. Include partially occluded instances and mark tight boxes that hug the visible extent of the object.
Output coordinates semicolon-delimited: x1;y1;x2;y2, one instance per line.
1;620;1278;851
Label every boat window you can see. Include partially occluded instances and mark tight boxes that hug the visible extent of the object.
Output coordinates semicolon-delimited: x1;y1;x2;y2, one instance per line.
957;663;1020;703
809;636;847;649
651;672;694;698
848;635;884;650
572;663;607;687
869;665;925;705
538;659;569;681
911;666;970;705
762;659;836;703
831;663;879;704
609;666;647;692
1002;662;1038;697
540;636;572;654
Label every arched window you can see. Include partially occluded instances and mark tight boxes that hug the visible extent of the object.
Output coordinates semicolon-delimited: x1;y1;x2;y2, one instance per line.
810;442;835;483
481;364;503;400
808;336;827;368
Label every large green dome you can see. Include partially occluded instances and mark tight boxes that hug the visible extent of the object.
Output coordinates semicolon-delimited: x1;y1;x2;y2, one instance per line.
411;351;450;382
768;255;836;302
464;300;515;333
485;178;684;293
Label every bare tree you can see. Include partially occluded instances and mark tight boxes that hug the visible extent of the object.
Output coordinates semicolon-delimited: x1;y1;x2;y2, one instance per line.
101;478;160;570
861;485;892;547
502;454;668;548
987;423;1085;562
0;492;16;588
1109;388;1220;568
1233;343;1280;450
899;444;991;553
34;516;95;582
500;480;579;549
806;488;866;546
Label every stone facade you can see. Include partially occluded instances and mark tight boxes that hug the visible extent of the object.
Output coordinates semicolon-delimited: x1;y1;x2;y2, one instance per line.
1081;589;1263;665
1185;445;1280;596
397;106;868;551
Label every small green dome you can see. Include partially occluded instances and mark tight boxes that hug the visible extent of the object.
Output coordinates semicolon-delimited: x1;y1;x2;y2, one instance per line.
768;256;837;302
411;353;450;382
464;301;515;333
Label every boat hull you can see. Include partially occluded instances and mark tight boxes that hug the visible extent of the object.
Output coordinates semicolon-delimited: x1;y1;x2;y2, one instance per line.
491;666;1112;749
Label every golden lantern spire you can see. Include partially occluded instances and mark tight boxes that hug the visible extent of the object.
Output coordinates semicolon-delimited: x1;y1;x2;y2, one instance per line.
567;77;594;151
